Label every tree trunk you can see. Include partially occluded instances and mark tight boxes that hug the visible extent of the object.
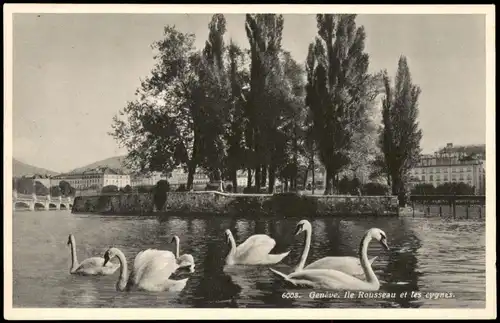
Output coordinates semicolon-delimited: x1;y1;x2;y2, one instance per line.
312;163;315;195
324;169;332;195
231;169;238;193
268;164;276;194
246;168;252;188
261;165;267;188
303;167;309;189
187;163;196;191
284;179;289;192
187;134;199;191
255;165;261;190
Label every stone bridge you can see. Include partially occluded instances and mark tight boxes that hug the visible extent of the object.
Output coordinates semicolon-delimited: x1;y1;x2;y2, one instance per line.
13;191;74;211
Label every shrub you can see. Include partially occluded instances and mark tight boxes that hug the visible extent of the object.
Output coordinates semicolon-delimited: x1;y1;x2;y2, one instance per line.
153;179;170;210
101;185;119;194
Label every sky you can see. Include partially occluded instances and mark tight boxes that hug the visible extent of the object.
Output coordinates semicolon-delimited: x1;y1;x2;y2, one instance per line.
11;13;487;173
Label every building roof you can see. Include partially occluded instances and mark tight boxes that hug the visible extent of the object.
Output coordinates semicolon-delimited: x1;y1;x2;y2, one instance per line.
53;166;128;178
437;143;485;156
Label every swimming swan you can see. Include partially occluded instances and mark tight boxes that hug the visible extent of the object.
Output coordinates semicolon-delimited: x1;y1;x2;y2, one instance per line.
171;235;195;273
269;228;390;291
293;220;378;275
224;229;290;266
103;247;188;292
67;234;119;276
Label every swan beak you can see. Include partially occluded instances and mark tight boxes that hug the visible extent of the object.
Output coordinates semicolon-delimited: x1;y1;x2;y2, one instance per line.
293;226;302;236
381;240;390;251
103;255;109;267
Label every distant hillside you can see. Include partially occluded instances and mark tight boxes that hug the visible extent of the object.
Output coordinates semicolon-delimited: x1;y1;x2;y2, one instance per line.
12;158;59;177
68;155;132;174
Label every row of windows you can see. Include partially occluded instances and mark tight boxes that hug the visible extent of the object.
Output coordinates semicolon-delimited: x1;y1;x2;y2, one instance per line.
413;167;476;174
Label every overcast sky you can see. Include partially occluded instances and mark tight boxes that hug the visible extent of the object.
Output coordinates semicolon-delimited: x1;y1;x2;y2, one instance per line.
12;13;487;173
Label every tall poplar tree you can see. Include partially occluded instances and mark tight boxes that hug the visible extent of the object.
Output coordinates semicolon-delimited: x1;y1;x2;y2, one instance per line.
379;55;423;206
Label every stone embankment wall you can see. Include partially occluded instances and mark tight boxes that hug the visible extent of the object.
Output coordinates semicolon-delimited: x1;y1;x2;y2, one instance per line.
72;191;400;217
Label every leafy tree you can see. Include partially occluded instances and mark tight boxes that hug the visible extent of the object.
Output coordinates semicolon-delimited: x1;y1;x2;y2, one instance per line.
306;14;377;195
411;183;435;195
50;186;62;197
34;181;49;196
110;25;202;190
379;56;423;206
153;179;171;210
59;181;76;196
245;14;285;191
121;185;133;194
362;182;389;196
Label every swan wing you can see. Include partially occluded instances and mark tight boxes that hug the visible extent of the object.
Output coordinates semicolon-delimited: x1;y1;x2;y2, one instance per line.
130;249;178;287
235;234;276;262
305;256;364;274
76;257;105;269
305;256;379;275
288;268;372;290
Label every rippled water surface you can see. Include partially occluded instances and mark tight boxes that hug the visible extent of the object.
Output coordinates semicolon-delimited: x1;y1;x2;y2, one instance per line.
12;210;486;308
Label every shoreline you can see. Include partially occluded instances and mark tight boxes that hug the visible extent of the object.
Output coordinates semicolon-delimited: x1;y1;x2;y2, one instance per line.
71;191;400;217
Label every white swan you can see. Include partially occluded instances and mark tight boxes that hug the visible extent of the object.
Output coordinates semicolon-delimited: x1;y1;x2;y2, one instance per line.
103;247;188;292
224;229;290;266
293;220;378;275
171;235;195;273
67;234;119;276
269;228;390;291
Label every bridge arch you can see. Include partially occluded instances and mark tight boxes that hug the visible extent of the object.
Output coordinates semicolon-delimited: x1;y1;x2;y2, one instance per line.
14;201;30;210
60;204;68;210
34;202;46;210
49;203;58;210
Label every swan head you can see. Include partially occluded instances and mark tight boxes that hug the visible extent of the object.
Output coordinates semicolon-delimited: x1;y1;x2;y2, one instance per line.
170;235;180;244
294;220;312;236
224;229;232;243
103;247;118;267
368;228;390;251
66;234;74;246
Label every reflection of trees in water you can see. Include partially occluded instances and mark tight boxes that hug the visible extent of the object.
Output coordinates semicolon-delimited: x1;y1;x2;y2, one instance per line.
190;237;241;307
380;220;424;309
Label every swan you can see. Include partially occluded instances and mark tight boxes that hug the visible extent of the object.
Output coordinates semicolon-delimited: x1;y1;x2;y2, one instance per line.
171;235;195;273
67;234;119;276
103;247;188;292
293;220;378;275
224;229;290;266
269;228;390;291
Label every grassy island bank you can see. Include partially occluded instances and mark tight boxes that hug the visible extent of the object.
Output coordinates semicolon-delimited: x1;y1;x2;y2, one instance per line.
71;191;399;217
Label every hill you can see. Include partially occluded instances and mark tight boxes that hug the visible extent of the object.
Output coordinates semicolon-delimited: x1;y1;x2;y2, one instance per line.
68;155;132;174
12;158;59;177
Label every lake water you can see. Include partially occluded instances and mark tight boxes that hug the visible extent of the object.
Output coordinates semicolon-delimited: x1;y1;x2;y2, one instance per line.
12;210;486;308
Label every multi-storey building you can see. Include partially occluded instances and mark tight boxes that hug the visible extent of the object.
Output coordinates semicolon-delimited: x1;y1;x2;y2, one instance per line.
130;172;167;187
52;167;131;190
408;143;485;194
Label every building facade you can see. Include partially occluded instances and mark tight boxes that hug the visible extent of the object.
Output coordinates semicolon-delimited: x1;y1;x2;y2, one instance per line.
408;143;485;194
130;172;167;187
52;167;131;190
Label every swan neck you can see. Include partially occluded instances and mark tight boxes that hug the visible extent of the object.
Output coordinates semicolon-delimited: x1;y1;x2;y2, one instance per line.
296;227;311;271
358;233;378;284
226;232;237;264
175;237;180;259
69;237;78;272
114;249;128;291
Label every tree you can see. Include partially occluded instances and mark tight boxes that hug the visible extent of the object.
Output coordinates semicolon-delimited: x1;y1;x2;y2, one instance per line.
50;186;62;197
110;25;202;190
306;14;377;195
245;14;285;191
379;56;423;206
59;181;76;196
101;185;119;194
153;179;170;210
121;185;133;194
